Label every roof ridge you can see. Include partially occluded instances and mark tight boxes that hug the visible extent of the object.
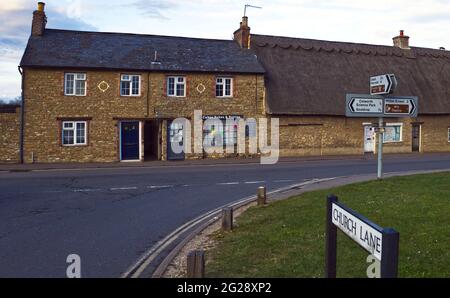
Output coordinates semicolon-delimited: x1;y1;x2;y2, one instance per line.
44;28;235;43
251;33;450;54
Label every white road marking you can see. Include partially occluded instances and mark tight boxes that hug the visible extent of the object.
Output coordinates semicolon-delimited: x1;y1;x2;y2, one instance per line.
110;187;138;191
147;185;173;189
244;181;265;184
217;182;240;185
273;179;294;183
73;189;102;192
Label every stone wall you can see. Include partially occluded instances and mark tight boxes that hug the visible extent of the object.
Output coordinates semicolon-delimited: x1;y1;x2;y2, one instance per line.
276;115;449;156
22;68;265;163
18;67;450;163
0;107;20;162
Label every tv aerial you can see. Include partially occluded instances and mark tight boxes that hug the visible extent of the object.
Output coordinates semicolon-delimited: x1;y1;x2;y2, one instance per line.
244;4;262;17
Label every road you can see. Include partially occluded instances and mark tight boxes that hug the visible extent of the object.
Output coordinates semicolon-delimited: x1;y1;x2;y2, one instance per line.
1;153;450;277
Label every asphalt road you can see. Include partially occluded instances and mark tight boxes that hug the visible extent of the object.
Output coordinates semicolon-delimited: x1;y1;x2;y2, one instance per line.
1;153;450;277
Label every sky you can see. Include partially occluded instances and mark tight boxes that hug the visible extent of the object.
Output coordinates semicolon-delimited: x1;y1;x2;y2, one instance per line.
1;0;450;101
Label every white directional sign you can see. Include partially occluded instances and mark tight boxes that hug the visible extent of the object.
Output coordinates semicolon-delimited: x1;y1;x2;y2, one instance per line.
346;94;419;118
332;203;383;261
384;97;417;117
348;97;383;114
370;74;397;95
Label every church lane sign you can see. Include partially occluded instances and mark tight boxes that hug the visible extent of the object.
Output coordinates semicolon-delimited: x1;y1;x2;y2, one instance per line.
346;94;418;118
325;195;400;278
331;201;383;261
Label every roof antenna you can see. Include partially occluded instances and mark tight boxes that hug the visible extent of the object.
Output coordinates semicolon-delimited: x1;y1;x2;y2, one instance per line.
244;4;262;17
151;50;161;65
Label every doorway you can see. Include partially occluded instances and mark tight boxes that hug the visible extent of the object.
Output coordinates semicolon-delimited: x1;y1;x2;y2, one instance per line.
120;121;141;161
167;120;185;160
364;125;375;153
412;124;421;152
144;120;160;160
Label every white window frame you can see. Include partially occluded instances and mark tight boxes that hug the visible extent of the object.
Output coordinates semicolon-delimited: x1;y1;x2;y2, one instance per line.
120;74;141;96
167;76;186;97
64;73;86;96
383;122;403;143
62;121;87;146
216;77;233;98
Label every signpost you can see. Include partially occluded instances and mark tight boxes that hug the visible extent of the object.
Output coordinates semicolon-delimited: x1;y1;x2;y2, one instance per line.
384;97;417;116
345;74;418;179
325;194;399;278
370;74;397;95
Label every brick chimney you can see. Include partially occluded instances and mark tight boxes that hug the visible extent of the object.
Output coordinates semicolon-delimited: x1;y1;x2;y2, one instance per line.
31;2;47;36
233;16;251;49
393;30;410;49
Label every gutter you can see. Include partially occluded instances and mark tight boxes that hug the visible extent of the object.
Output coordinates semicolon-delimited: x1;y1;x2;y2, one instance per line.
18;66;25;164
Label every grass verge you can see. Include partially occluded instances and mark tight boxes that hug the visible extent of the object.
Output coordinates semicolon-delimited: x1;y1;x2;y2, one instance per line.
206;173;450;278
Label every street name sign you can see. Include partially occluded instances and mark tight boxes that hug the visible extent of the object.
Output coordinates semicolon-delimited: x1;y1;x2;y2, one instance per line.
346;94;419;118
331;202;383;260
370;74;397;95
384;97;418;117
325;195;400;278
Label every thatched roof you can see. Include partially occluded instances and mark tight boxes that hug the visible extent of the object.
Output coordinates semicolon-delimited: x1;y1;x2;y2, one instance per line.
251;34;450;115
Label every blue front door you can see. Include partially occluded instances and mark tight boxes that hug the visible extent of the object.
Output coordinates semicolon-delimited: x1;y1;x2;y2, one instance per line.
121;121;140;160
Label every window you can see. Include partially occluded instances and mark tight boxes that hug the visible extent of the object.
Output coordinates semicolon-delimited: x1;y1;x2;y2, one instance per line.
65;73;86;96
62;121;87;146
216;77;233;97
167;76;186;97
383;124;402;143
120;74;141;96
448;128;450;142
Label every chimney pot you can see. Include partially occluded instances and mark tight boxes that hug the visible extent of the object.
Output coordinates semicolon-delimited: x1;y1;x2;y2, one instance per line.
393;30;410;50
38;2;45;12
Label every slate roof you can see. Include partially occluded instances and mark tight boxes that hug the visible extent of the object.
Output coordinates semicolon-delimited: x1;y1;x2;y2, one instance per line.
20;29;265;74
251;34;450;115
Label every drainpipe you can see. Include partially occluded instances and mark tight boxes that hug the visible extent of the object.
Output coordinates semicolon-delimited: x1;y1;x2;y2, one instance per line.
18;66;25;164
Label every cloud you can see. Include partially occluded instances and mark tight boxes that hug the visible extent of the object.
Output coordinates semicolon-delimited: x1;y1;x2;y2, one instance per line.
131;0;179;19
0;0;97;100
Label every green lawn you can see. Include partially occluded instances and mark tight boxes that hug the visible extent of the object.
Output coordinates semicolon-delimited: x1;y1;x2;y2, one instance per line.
206;173;450;278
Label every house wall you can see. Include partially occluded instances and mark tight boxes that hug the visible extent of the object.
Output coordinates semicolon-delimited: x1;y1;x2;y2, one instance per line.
277;115;450;156
0;107;20;162
21;68;265;163
14;67;450;163
420;115;450;152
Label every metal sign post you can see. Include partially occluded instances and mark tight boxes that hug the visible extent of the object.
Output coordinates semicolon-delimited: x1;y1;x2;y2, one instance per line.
377;117;384;180
345;74;419;180
325;194;400;278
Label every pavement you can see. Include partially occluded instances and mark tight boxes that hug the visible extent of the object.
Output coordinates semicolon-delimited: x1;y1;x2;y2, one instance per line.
0;152;432;172
0;153;450;277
